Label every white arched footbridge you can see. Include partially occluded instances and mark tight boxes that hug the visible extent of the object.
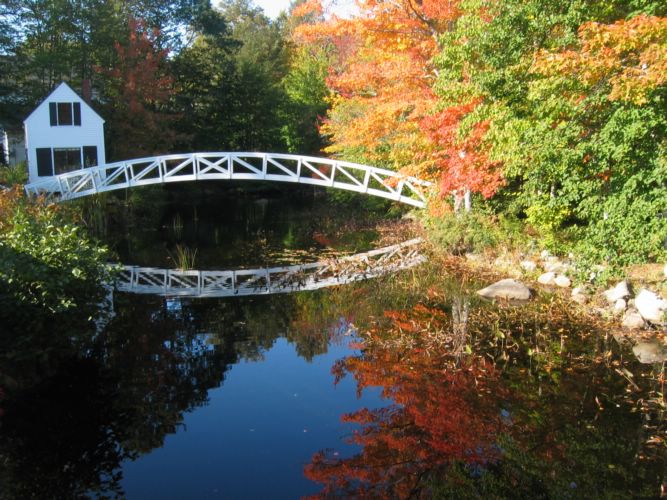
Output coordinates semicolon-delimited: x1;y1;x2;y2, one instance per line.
24;152;431;208
117;238;426;298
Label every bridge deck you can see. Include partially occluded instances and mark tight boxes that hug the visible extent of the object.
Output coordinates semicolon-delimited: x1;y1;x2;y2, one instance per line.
25;152;431;208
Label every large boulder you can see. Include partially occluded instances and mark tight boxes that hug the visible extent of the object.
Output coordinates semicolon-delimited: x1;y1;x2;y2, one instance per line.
555;275;571;288
537;272;556;285
477;279;531;301
603;281;631;304
622;310;645;330
613;299;627;315
633;341;667;364
635;289;667;324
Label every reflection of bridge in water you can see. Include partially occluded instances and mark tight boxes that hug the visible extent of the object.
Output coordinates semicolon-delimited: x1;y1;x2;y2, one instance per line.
116;239;426;298
25;152;431;207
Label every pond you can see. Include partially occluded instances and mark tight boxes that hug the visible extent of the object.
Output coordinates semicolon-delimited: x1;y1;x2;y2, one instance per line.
1;184;665;498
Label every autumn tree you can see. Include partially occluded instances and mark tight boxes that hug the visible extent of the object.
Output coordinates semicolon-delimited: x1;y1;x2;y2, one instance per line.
423;0;666;264
100;18;179;160
292;0;459;174
488;7;667;264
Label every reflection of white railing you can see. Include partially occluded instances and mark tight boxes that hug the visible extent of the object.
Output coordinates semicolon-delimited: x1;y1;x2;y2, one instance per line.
116;239;426;298
24;152;431;207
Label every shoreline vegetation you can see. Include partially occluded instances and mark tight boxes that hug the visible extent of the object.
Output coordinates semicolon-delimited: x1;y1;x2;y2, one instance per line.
1;0;666;494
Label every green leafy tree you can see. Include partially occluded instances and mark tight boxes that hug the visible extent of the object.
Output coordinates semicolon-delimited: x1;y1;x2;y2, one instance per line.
429;0;667;266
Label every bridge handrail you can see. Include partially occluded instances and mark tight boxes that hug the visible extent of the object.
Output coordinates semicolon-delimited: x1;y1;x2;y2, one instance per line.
116;238;426;298
25;152;432;208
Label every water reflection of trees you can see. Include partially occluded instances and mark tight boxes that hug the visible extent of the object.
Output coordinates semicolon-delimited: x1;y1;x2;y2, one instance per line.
0;276;421;498
0;291;296;497
306;295;667;498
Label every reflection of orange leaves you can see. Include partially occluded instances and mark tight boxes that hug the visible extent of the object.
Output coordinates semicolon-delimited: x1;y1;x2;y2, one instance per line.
384;304;449;335
307;303;508;497
307;343;505;497
383;309;420;332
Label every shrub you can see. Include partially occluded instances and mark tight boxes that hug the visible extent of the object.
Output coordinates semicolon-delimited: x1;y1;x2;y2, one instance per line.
0;162;28;186
0;188;114;329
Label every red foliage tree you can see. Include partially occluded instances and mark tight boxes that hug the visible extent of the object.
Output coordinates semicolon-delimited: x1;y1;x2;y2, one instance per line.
99;18;179;161
420;102;504;200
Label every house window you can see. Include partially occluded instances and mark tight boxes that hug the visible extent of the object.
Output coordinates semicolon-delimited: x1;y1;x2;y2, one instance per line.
36;147;53;176
49;102;81;126
83;146;98;167
53;148;82;174
36;146;98;176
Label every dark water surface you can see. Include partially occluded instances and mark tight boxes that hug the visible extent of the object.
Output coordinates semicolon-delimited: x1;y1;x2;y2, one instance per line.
1;185;666;498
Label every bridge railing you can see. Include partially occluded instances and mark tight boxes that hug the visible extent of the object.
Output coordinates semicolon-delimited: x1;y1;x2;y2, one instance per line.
25;152;431;207
116;238;426;298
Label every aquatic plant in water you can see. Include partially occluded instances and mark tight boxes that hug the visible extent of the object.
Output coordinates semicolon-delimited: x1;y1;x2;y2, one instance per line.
169;244;198;270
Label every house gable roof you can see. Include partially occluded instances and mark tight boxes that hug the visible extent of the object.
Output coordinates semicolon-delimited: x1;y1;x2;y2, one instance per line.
24;81;105;124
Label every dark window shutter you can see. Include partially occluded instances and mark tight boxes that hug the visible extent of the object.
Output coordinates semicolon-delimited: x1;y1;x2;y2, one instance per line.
49;103;57;126
83;146;98;167
36;148;53;176
73;102;81;125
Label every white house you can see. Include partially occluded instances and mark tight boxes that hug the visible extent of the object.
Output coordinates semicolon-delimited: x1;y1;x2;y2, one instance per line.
24;82;105;183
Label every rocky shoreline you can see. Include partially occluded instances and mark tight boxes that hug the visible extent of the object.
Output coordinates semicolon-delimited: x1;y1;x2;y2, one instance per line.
459;249;667;362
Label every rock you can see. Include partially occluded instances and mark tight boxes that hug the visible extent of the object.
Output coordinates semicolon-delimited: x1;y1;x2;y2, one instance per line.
603;281;631;304
613;299;627;314
465;253;481;262
555;275;571;288
520;260;537;272
572;293;588;305
622;310;646;330
540;250;551;260
537;272;556;286
477;279;531;301
545;261;565;273
635;289;667;323
572;285;590;296
632;341;667;364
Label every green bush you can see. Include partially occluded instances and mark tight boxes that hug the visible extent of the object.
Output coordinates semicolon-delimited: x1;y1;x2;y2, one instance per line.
424;209;528;256
0;190;114;328
0;162;28;186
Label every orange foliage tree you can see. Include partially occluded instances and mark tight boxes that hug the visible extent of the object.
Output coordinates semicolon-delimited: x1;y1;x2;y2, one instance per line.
420;101;503;201
532;14;667;105
292;0;460;179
